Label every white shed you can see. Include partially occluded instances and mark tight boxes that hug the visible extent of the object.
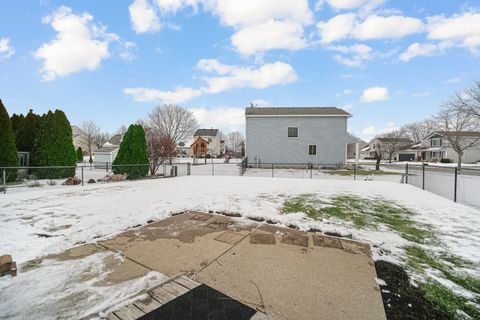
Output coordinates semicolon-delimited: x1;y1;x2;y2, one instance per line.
94;145;119;168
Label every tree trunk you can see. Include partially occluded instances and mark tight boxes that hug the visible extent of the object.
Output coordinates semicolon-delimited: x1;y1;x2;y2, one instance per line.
458;153;462;169
375;156;381;170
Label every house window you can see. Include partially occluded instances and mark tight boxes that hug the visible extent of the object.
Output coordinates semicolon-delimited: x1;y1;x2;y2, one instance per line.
200;143;205;153
431;138;442;147
287;127;298;137
308;145;317;155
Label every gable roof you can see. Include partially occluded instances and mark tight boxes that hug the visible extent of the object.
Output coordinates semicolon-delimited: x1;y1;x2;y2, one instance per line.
190;136;209;146
107;134;122;146
194;128;219;136
428;131;480;138
245;107;350;117
94;146;119;153
373;137;412;143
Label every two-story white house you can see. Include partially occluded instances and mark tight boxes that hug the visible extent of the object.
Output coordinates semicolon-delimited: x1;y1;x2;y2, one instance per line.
245;107;358;165
193;129;224;157
396;131;480;163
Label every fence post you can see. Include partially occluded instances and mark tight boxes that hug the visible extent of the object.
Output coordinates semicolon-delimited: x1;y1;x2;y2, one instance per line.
187;162;191;176
106;162;109;172
454;167;458;202
212;159;214;176
310;164;313;179
422;163;425;190
272;163;274;178
81;166;84;186
2;169;6;194
405;163;409;184
353;164;356;181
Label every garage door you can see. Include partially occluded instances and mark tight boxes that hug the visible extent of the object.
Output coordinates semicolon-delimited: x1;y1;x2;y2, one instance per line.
399;153;415;162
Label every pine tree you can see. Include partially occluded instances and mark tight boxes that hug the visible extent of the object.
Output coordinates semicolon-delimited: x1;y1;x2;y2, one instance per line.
76;147;84;162
113;124;149;179
0;100;19;182
32;110;77;178
10;113;25;135
16;109;42;153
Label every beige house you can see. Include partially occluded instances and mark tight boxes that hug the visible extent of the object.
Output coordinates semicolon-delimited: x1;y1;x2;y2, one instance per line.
396;131;480;163
71;126;90;154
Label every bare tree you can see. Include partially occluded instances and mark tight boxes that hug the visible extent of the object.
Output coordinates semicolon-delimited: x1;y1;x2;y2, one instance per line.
226;131;245;154
145;128;176;175
116;124;128;136
94;132;110;148
402;120;435;142
435;95;480;168
81;121;100;163
147;104;198;143
458;80;480;120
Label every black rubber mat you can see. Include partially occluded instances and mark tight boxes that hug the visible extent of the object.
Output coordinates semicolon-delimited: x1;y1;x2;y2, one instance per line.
138;284;257;320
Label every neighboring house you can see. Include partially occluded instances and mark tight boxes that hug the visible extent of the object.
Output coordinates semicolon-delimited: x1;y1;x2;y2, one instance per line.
71;126;90;153
191;136;209;158
360;137;412;160
93;134;122;168
245;107;356;165
346;133;367;161
177;141;193;158
193;129;223;157
396;131;480;163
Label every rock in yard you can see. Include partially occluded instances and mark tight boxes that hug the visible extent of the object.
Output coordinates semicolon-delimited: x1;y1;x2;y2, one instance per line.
62;177;81;185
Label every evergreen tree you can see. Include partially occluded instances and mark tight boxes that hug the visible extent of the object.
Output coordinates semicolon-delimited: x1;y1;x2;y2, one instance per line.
16;109;42;153
32;110;77;178
76;147;84;162
0;100;19;182
10;113;25;135
113;124;149;179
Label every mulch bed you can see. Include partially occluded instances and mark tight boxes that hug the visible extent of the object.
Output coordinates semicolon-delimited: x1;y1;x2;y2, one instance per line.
375;260;451;320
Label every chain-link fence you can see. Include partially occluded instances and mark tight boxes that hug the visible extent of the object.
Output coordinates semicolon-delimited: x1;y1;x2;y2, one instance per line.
405;164;480;210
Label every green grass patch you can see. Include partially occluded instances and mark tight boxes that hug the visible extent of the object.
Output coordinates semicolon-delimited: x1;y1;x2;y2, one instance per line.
326;169;401;176
282;194;434;243
421;281;480;319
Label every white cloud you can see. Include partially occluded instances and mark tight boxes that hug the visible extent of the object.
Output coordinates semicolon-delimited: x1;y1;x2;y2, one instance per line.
330;43;374;67
119;41;137;61
318;14;423;44
0;38;15;59
207;0;312;28
129;0;161;33
124;87;203;103
336;89;354;97
342;103;354;110
190;106;245;132
399;42;450;61
198;59;298;94
317;13;357;43
34;6;117;81
325;0;369;10
360;86;390;103
446;77;461;84
124;59;298;103
353;15;424;40
231;20;307;56
427;12;480;53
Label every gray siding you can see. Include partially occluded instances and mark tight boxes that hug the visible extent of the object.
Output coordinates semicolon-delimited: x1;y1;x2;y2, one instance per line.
246;116;348;164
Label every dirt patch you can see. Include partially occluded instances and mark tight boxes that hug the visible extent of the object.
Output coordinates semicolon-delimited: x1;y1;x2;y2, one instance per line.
375;260;451;320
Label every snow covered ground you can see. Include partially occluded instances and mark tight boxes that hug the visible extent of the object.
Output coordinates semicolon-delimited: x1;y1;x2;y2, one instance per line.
1;176;480;318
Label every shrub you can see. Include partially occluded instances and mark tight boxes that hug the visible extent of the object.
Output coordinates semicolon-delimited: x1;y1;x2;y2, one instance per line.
32;110;76;178
112;124;149;179
440;158;453;163
76;147;84;162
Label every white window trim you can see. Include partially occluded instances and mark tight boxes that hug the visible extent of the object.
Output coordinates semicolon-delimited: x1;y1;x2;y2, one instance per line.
308;144;317;156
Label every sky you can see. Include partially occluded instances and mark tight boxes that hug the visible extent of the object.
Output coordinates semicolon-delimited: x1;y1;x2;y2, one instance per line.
1;0;480;141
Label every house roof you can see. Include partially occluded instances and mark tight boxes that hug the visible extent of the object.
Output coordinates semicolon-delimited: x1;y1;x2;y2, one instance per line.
346;132;366;144
245;107;351;117
432;131;480;138
194;129;219;136
94;146;119;153
374;137;413;143
190;136;209;147
108;134;122;146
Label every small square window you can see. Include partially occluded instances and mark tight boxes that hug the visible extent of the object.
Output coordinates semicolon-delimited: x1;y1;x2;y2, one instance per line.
287;127;298;137
308;145;317;155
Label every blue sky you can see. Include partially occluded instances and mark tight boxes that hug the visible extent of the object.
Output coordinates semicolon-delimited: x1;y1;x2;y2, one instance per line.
1;0;479;140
